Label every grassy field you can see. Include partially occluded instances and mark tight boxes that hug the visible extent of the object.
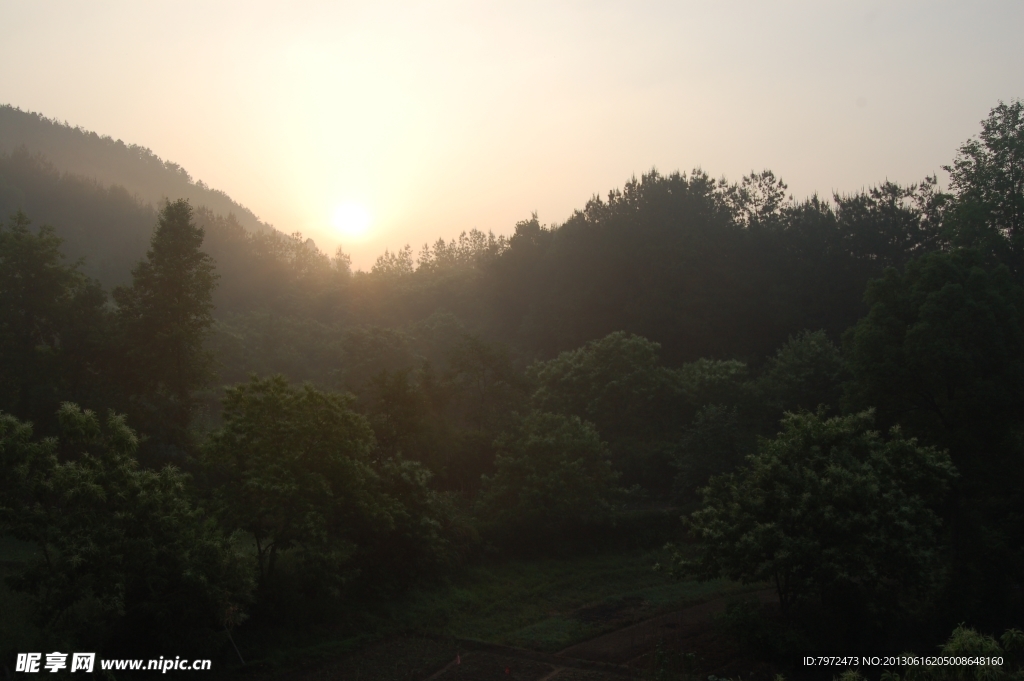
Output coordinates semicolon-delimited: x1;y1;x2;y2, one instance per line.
386;549;755;652
235;546;760;672
0;537;42;666
238;547;770;680
1;537;758;677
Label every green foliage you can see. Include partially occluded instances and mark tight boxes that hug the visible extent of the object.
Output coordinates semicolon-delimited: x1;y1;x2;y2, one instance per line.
677;410;956;618
675;357;748;408
0;405;253;656
757;329;845;417
672;329;849;502
845;626;1024;681
721;169;790;228
489;169;941;365
416;228;508;273
843;249;1024;625
530;332;686;491
369;456;477;582
668;358;757;501
832;179;945;271
202;376;462;608
844;249;1024;502
672;404;751;503
3;106;955;377
113;199;219;449
338;325;418;393
201;376;379;593
8;98;1024;671
478;412;625;550
209;311;345;389
944;100;1024;271
0;210;108;429
530;332;681;439
446;333;524;431
379;548;742;654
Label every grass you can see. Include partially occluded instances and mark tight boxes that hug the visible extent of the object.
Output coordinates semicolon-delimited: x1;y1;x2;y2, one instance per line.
351;548;759;654
234;546;759;677
0;536;42;665
0;535;757;675
234;547;763;679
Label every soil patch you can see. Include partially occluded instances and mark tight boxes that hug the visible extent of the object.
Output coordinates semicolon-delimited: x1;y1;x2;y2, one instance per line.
558;589;781;680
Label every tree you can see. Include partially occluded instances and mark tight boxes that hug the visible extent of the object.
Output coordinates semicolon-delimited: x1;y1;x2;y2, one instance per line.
0;404;252;657
833;179;945;271
201;376;381;595
721;169;790;228
672;403;751;502
675;410;956;619
845;248;1024;624
0;210;107;429
757;329;845;419
113;199;218;448
529;332;685;491
477;411;625;549
201;376;460;601
945;100;1024;271
844;249;1024;487
446;333;523;431
530;332;680;440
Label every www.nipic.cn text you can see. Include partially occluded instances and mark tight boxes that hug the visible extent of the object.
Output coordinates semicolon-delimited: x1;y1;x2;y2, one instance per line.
15;653;213;673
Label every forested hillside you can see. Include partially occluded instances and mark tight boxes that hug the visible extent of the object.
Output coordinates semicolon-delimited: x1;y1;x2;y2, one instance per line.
0;105;270;233
0;105;270;285
2;100;1024;678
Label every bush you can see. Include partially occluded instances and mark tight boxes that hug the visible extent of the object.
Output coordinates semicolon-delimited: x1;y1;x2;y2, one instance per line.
477;411;627;552
0;405;253;657
674;410;956;631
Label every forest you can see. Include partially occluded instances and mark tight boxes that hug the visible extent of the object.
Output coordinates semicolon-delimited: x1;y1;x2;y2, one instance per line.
2;100;1024;680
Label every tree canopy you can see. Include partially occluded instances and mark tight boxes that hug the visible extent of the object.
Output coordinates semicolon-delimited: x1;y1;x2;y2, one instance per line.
113;199;218;450
677;410;956;621
0;404;252;657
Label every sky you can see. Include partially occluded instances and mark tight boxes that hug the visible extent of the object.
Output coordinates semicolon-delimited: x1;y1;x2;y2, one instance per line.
1;1;1022;269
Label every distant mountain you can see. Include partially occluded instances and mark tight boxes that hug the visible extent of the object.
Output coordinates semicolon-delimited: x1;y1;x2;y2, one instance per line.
0;104;273;285
0;105;271;234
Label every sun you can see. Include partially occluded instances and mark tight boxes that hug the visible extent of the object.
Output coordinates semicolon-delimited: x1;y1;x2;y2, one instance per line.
330;202;371;239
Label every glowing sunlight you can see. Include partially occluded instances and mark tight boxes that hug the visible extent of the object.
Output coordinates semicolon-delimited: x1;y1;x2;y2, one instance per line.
330;201;372;240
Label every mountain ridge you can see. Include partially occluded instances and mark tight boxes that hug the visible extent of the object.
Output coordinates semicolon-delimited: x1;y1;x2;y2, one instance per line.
0;104;271;235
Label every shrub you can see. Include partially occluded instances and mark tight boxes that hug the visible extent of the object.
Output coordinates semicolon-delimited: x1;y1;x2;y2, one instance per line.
0;405;253;656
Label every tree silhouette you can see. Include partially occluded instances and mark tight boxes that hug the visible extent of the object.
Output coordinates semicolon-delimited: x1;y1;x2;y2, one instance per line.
113;199;218;451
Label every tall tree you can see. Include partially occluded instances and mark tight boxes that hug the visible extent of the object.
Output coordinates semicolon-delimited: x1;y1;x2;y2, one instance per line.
0;210;107;429
113;199;218;450
945;100;1024;272
844;248;1024;624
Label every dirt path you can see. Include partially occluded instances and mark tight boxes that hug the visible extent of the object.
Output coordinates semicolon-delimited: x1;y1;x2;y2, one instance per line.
423;641;632;681
247;590;779;680
421;589;779;681
557;588;777;665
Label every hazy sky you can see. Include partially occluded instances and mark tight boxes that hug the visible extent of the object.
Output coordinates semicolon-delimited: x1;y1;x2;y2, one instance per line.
2;1;1022;269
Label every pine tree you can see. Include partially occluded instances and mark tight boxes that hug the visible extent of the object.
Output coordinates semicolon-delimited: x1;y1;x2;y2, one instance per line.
114;199;218;450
